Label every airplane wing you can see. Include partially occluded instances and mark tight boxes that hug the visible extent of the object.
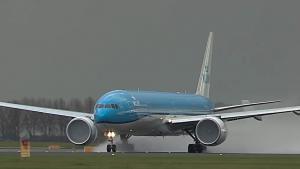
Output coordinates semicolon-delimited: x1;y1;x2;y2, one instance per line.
213;100;280;112
0;101;93;118
167;106;300;125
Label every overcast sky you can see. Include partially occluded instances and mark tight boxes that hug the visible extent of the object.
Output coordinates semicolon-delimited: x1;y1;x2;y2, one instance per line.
0;0;300;105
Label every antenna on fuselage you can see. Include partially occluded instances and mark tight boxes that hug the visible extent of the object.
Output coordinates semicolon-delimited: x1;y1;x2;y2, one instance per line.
195;32;213;98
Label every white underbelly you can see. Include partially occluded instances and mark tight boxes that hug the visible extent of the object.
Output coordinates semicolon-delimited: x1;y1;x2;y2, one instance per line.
97;116;182;136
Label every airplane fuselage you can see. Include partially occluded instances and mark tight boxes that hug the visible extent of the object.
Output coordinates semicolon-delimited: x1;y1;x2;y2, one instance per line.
94;90;214;136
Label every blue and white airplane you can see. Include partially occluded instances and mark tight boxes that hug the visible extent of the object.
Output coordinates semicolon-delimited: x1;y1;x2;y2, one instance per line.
1;32;300;153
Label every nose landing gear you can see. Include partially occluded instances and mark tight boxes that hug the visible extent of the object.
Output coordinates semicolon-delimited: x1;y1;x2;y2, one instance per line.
105;131;117;152
106;144;116;153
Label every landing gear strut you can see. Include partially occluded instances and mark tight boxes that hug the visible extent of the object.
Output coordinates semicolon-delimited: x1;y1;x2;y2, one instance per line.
105;131;117;152
185;129;206;153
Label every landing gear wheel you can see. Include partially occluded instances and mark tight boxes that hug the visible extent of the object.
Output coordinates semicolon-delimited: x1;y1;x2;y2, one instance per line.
105;131;117;153
188;144;205;153
112;144;117;152
107;144;112;152
106;144;117;152
188;144;195;153
185;129;206;153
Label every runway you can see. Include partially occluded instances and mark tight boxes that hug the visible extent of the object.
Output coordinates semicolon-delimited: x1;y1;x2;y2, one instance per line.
0;148;215;157
1;147;300;156
0;147;193;154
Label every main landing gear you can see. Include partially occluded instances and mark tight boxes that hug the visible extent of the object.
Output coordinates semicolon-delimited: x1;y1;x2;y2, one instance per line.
185;130;206;153
188;144;205;153
105;131;117;152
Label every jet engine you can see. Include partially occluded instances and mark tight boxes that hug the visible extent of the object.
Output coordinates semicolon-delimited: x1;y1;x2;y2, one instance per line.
195;117;227;146
66;117;97;145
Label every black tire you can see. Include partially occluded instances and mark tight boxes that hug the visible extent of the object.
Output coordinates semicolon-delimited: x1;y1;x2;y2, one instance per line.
188;144;205;153
112;144;117;152
188;144;195;153
194;144;204;153
107;145;112;152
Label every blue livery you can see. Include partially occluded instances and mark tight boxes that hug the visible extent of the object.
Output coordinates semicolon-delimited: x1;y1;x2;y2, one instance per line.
94;90;215;123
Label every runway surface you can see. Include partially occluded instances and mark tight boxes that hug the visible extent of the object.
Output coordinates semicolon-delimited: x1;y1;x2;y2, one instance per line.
0;147;195;154
1;147;300;156
1;152;299;169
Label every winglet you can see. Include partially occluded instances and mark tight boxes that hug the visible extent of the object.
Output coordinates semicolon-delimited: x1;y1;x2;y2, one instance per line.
196;32;214;97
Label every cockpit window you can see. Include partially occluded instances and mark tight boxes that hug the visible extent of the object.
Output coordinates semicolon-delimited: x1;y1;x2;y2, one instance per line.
105;104;111;108
112;104;119;109
111;104;116;109
96;104;119;109
96;104;104;108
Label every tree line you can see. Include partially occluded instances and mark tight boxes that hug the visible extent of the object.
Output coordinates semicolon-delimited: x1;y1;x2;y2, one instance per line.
0;97;95;141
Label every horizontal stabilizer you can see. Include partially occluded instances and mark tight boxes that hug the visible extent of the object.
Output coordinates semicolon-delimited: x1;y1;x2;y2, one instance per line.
242;100;262;121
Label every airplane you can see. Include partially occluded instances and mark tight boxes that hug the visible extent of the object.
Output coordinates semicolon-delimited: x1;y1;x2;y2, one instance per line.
1;32;300;153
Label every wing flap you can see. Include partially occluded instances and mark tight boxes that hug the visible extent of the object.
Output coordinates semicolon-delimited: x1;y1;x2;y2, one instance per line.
0;102;93;118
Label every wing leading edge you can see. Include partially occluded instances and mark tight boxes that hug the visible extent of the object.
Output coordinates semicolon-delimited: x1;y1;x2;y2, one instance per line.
0;102;93;118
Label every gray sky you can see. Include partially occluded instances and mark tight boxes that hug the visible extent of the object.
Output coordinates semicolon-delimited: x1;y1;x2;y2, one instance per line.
0;0;300;104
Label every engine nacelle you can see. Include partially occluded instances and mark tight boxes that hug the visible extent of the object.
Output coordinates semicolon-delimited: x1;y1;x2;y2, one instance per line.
66;117;97;145
195;117;227;146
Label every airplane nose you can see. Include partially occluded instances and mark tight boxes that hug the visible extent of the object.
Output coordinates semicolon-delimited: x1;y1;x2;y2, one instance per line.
94;109;110;123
